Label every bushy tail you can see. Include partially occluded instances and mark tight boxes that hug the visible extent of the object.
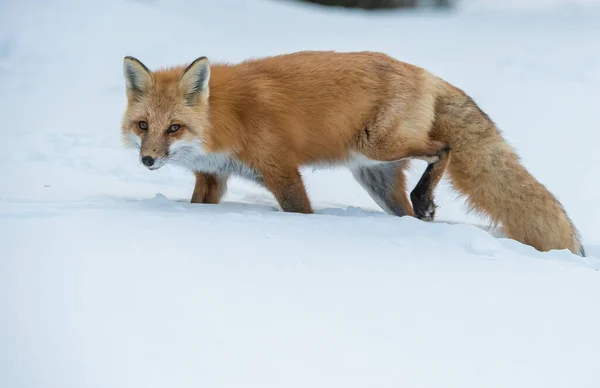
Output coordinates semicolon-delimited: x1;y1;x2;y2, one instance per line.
431;86;585;256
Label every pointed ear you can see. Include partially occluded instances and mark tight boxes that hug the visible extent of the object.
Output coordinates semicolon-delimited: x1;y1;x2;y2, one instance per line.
123;56;152;98
178;57;210;104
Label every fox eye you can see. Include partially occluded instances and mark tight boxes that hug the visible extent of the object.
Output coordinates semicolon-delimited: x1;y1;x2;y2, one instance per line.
167;124;180;134
138;121;148;130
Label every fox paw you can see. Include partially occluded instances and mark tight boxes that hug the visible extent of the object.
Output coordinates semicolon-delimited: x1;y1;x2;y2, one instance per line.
412;195;437;222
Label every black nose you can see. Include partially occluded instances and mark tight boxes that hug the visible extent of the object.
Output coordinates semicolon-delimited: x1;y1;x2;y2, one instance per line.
142;156;154;167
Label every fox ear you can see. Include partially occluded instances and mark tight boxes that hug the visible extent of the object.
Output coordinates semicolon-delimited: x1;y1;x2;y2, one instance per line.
179;56;210;104
123;56;152;97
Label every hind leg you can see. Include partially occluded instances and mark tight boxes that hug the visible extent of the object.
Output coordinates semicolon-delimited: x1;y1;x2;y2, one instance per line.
352;128;450;216
351;160;415;217
410;146;450;221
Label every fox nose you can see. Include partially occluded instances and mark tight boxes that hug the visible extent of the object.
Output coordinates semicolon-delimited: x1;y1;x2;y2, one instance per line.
142;156;155;167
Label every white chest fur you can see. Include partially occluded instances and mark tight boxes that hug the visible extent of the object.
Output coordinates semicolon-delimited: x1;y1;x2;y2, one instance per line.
169;139;262;183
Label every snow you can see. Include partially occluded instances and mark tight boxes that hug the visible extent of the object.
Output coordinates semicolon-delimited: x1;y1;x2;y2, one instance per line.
1;0;600;387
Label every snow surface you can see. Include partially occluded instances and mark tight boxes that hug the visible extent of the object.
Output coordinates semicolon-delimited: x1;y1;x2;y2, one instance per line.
1;0;600;387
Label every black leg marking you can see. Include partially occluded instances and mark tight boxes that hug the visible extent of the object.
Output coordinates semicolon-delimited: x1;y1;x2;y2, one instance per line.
410;146;450;222
410;164;438;221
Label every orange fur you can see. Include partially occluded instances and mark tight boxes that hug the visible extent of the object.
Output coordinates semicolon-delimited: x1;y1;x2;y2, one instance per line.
120;50;584;256
191;172;227;205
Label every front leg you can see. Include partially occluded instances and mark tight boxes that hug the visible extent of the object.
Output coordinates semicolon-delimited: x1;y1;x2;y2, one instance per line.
260;166;313;214
191;172;228;204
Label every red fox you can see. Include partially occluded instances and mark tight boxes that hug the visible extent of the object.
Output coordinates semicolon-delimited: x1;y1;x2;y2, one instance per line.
120;50;584;256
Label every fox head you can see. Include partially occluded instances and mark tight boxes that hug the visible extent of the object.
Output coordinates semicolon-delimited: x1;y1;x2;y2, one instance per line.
120;56;211;170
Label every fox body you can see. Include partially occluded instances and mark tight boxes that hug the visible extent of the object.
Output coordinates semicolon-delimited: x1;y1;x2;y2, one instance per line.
121;50;584;256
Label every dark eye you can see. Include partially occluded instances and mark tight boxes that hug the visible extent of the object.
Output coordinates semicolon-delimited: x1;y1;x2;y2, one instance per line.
138;121;148;130
167;124;180;134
